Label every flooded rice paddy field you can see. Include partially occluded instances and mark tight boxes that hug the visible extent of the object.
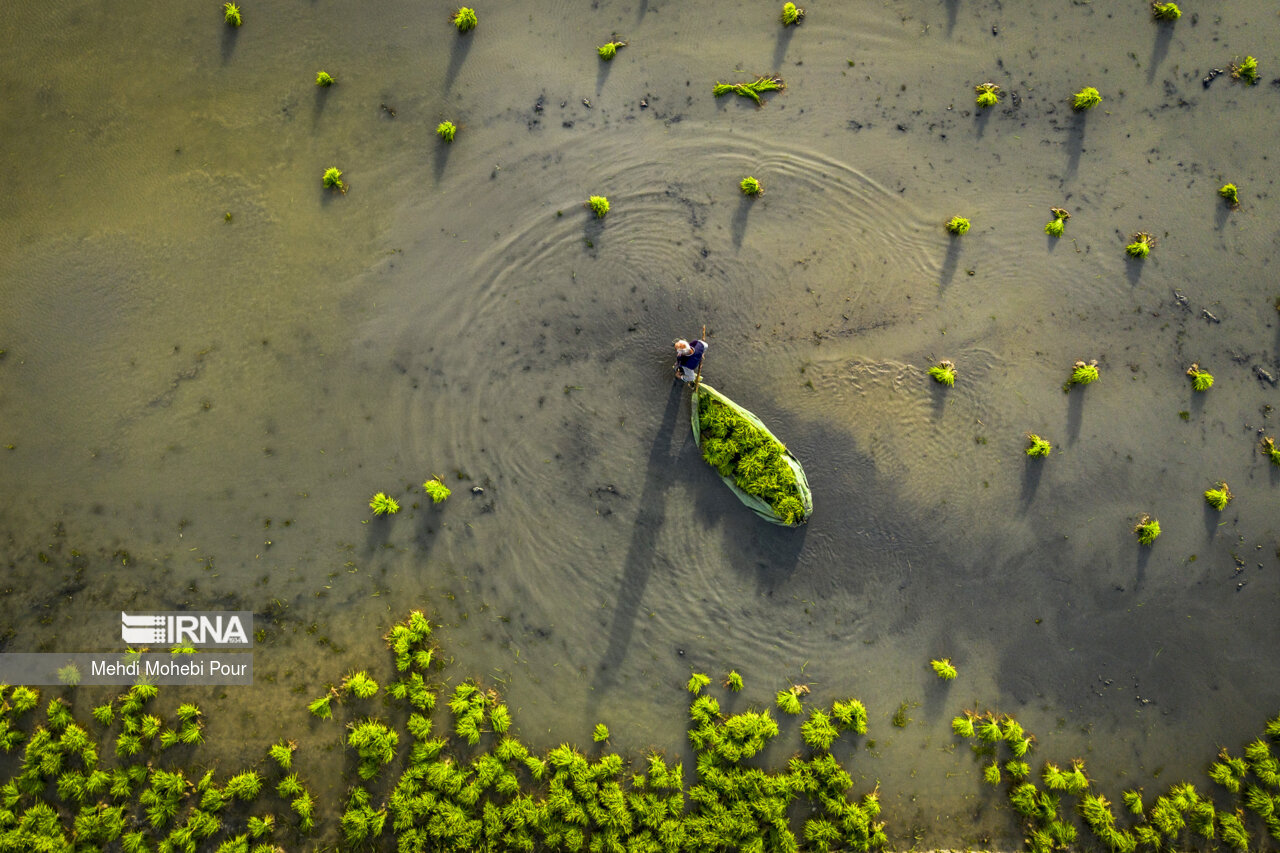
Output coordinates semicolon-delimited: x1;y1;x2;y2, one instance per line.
2;0;1279;847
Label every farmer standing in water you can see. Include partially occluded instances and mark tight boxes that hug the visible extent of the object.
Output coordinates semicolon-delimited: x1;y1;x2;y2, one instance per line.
673;338;707;383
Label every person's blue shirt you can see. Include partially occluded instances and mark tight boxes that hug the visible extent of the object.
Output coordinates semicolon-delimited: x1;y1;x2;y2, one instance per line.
676;340;706;371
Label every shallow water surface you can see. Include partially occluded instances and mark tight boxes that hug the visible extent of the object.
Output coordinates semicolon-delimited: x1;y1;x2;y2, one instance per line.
1;0;1279;847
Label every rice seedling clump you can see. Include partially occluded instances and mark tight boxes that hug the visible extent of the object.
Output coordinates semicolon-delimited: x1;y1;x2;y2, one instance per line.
1071;87;1102;110
928;360;956;386
451;6;477;32
1152;2;1181;20
713;75;786;106
586;195;610;218
1044;207;1070;237
1220;183;1240;207
740;176;763;196
945;216;970;235
695;390;809;525
1186;363;1214;392
436;121;457;143
1231;56;1259;85
315;70;334;87
1134;515;1161;545
974;82;1001;108
223;2;242;26
598;40;626;60
781;2;805;25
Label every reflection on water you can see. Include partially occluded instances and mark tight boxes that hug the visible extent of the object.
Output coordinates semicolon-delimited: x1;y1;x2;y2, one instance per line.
1;0;1279;846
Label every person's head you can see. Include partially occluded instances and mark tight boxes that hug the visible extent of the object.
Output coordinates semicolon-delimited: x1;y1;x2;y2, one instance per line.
674;339;693;355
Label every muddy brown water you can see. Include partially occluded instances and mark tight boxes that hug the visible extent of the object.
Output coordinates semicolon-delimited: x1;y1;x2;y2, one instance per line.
1;0;1279;847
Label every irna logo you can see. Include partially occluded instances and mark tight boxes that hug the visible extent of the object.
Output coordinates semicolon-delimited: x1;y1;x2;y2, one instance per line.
120;612;252;647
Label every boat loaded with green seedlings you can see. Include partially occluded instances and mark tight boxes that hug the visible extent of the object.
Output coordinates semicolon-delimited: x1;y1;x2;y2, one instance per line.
597;39;626;60
436;120;457;143
931;659;958;681
712;75;786;106
223;2;242;26
1204;481;1233;511
315;70;334;87
928;360;956;387
781;2;805;25
1231;55;1260;85
1025;434;1052;458
422;476;452;503
1134;514;1161;545
1044;207;1070;237
586;195;609;218
692;383;813;526
1220;183;1241;207
369;491;400;516
944;216;970;236
1126;231;1156;258
1066;359;1098;388
451;6;477;33
1151;1;1181;20
322;166;346;193
1071;87;1102;111
1186;363;1214;392
974;82;1001;108
740;176;763;197
1262;437;1280;466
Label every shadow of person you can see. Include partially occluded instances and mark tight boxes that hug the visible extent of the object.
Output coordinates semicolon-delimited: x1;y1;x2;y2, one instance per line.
772;26;797;72
1020;456;1044;507
1065;388;1084;444
444;35;474;93
1064;110;1086;179
731;196;754;249
938;239;961;290
221;26;239;64
1147;25;1174;85
590;383;687;693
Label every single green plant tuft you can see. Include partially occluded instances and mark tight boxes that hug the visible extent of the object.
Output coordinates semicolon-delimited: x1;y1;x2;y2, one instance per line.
267;741;295;770
892;701;912;728
1072;87;1102;110
928;360;956;387
1068;359;1099;387
740;176;763;196
223;3;242;26
593;723;610;743
436;120;457;143
1151;2;1181;20
451;7;477;32
1026;433;1052;458
1186;363;1214;392
323;167;346;194
931;658;958;680
307;694;333;719
369;491;398;515
974;82;1001;108
586;195;610;218
777;684;809;716
1204;482;1232;511
945;216;970;235
1262;437;1280;466
598;40;626;60
781;2;805;25
315;71;334;87
712;75;786;106
1231;55;1259;85
422;476;451;503
983;761;1002;785
1219;183;1240;207
686;672;711;694
1044;207;1070;237
724;671;744;691
1126;231;1155;258
1134;515;1161;545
